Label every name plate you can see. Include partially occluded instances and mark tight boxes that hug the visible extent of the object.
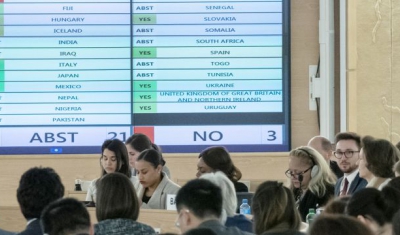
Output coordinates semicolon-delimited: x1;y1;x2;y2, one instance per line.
166;194;177;211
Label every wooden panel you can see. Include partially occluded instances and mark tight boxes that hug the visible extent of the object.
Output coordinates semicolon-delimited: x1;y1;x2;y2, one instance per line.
67;191;88;201
0;206;180;234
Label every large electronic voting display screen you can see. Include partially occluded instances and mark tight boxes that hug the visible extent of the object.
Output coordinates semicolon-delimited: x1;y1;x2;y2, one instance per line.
0;0;290;154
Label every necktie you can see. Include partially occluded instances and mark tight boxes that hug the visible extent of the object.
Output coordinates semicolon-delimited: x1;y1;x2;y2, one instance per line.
340;178;349;196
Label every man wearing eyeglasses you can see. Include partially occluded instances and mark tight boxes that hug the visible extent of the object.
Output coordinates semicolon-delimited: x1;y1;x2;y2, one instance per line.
333;132;367;196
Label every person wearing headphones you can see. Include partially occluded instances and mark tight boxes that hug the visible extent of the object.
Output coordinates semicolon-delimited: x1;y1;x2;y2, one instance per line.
286;146;336;221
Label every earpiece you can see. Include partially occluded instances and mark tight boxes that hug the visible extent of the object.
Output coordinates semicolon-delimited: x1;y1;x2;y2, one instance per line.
299;148;319;178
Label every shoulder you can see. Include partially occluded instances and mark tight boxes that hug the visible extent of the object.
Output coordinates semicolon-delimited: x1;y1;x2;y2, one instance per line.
160;174;181;193
0;228;15;235
164;178;181;193
225;215;253;233
234;181;249;192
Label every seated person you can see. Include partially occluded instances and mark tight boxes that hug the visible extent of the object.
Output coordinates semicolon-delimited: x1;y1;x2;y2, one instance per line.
40;198;91;235
175;178;252;235
286;146;336;221
17;167;65;235
196;146;248;192
134;149;180;209
200;172;253;233
252;181;305;235
359;136;399;189
125;133;171;178
95;172;155;235
347;188;400;235
86;139;132;201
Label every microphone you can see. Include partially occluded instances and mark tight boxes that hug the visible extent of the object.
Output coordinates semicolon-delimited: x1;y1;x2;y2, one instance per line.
298;174;303;182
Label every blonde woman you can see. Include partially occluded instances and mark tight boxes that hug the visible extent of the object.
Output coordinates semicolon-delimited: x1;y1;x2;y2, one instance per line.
285;146;336;221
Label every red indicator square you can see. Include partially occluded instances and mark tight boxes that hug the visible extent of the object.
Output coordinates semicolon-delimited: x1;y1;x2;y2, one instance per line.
133;126;154;142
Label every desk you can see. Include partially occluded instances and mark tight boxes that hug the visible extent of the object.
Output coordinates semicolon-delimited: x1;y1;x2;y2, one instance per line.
67;191;87;201
0;206;181;234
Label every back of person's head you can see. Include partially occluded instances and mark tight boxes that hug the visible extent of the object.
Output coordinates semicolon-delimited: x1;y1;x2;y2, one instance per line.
289;146;336;197
200;171;237;217
136;148;163;168
101;139;131;177
125;133;152;152
381;185;400;221
41;198;90;235
96;172;139;222
335;132;361;148
309;214;374;235
387;177;400;192
252;181;301;234
176;179;222;220
323;196;351;215
346;188;389;226
393;209;400;235
361;136;399;178
308;136;333;159
17;167;65;219
199;146;242;182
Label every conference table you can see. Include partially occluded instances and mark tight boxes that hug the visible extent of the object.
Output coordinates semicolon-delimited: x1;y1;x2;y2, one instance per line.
0;205;181;234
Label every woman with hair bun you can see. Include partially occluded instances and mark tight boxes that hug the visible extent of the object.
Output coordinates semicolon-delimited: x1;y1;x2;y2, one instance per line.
196;146;248;192
134;149;180;209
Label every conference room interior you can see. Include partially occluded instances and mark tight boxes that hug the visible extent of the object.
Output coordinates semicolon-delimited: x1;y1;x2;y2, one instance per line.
2;0;400;234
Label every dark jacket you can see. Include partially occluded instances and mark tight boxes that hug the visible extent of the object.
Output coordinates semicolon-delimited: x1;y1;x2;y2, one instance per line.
94;218;155;235
334;172;368;196
17;219;41;235
261;231;305;235
0;228;15;235
329;161;343;179
234;181;249;193
225;214;253;233
296;184;335;221
198;220;254;235
261;230;306;235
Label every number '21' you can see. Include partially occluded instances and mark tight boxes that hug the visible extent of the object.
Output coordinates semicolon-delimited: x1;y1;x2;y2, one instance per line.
108;132;126;142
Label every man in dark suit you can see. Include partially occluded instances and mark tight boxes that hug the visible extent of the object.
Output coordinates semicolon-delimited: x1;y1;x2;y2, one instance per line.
308;136;343;179
0;228;15;235
175;179;253;235
333;132;367;196
16;167;64;235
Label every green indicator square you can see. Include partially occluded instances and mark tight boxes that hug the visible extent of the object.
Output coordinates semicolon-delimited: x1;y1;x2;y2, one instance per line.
134;92;157;102
0;5;3;14
133;14;156;24
0;25;3;36
133;47;157;58
134;80;157;91
0;16;3;26
134;103;157;113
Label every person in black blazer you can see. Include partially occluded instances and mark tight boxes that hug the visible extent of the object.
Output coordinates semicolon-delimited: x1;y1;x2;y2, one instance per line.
287;146;336;221
0;228;15;235
16;167;64;235
332;132;367;196
196;146;248;192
